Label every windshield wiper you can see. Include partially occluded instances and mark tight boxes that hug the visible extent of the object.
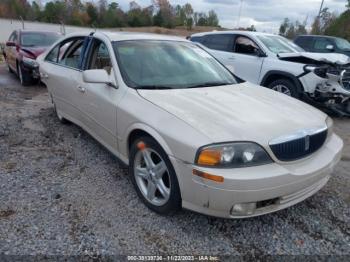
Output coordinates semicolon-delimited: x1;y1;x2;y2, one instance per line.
186;82;233;89
135;85;174;90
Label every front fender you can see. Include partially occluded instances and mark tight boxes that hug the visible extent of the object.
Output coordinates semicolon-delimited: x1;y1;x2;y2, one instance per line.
122;122;175;164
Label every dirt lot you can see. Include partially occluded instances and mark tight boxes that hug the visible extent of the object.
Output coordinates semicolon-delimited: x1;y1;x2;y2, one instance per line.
0;63;349;257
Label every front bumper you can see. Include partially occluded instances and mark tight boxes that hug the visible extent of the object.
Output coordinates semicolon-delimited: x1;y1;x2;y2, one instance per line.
300;72;350;98
22;61;40;79
170;133;343;218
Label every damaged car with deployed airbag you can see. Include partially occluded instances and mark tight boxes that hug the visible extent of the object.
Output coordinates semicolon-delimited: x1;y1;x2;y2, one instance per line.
189;31;350;115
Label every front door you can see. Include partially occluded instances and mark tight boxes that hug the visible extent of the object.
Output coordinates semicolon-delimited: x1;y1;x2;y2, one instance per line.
77;38;119;153
229;35;265;84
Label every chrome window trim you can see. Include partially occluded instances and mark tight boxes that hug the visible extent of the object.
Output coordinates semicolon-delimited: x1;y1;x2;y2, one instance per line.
269;125;328;146
45;60;83;72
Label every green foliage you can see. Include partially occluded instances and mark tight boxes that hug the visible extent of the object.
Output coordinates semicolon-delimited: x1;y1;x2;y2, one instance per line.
324;10;350;40
280;2;350;42
0;0;221;30
279;18;307;39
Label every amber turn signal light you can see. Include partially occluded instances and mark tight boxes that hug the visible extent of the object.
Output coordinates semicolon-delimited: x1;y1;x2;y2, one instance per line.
192;169;224;183
197;149;221;166
137;141;146;150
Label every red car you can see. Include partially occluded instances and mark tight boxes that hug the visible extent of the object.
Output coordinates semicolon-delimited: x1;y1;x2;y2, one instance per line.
3;30;61;86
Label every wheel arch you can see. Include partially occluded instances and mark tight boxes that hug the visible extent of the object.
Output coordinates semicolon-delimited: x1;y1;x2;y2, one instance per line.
260;70;304;93
125;123;174;159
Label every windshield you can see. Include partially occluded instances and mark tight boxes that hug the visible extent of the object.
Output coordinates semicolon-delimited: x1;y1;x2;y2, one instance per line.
257;35;304;54
21;32;60;47
335;38;350;51
113;40;237;89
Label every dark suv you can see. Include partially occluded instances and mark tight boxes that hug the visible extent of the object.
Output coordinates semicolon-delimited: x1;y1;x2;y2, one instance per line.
294;35;350;57
3;30;61;86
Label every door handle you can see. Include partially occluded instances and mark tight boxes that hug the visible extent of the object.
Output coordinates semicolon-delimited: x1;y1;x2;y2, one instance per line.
77;86;86;93
228;56;236;60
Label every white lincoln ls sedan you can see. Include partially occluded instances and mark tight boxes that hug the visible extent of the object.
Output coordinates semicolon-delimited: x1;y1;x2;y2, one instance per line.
37;32;343;218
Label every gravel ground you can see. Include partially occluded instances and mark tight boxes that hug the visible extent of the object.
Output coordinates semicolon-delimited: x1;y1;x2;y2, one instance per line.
0;63;349;258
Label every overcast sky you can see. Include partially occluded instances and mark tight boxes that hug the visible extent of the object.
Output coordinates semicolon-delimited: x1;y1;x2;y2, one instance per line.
115;0;348;32
38;0;348;32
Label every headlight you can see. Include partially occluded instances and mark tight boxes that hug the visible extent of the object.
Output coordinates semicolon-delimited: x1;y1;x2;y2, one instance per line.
304;65;328;79
195;142;273;168
22;56;39;67
326;116;334;136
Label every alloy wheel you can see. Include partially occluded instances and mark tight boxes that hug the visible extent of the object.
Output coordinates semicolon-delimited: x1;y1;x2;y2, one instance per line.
133;147;171;206
271;84;292;96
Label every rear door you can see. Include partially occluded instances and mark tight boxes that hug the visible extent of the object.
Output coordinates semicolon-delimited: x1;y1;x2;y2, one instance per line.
40;37;87;124
201;34;235;65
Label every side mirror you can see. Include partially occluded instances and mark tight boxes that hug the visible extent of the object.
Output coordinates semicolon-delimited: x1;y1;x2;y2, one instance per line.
6;41;15;47
83;69;117;88
256;49;267;57
326;44;334;51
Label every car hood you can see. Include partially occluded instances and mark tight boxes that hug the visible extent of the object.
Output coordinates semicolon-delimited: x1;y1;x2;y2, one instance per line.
138;83;327;146
278;52;350;65
20;46;48;59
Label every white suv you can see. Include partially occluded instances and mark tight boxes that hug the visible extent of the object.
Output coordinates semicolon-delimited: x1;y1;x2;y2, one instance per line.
190;31;350;114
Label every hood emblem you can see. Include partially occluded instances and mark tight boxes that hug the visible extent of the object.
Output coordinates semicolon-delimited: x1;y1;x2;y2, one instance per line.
269;125;327;146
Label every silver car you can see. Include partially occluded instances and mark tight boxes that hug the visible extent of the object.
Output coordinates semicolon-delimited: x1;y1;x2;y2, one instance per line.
37;32;343;218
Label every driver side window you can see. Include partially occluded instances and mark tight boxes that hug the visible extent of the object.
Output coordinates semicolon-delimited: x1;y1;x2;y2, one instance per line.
234;36;260;56
87;39;112;74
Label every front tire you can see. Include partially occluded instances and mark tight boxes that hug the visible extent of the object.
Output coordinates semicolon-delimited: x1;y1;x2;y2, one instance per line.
268;79;299;98
129;136;181;215
17;63;32;86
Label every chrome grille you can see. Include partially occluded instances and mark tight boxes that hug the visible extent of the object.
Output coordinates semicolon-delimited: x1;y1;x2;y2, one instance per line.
341;69;350;90
270;129;328;161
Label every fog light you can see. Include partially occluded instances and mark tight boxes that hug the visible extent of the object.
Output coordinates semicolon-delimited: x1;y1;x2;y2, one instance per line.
231;203;257;216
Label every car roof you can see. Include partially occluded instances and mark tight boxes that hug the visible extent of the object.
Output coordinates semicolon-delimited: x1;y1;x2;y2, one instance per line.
18;30;61;35
61;31;188;42
190;30;277;37
296;35;337;39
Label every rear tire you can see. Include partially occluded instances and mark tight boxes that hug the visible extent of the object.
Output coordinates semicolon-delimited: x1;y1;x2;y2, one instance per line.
129;136;181;215
268;79;299;98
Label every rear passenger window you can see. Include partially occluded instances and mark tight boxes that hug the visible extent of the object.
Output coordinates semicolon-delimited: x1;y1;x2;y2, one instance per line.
294;37;313;50
45;37;84;69
46;45;59;63
191;36;204;43
203;34;233;52
59;40;83;69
